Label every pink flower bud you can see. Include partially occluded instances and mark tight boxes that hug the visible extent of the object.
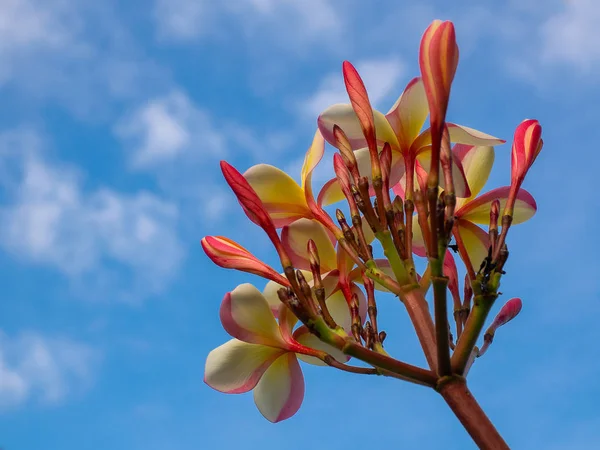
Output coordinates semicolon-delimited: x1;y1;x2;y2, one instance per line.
489;297;522;333
419;20;459;133
201;236;289;286
511;119;543;187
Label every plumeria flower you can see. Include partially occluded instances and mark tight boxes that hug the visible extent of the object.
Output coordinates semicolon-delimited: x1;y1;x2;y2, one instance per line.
317;65;505;204
205;283;346;423
412;145;537;269
244;131;331;228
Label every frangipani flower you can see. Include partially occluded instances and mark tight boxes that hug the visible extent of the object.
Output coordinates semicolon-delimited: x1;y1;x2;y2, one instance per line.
317;66;505;204
244;131;331;228
413;145;537;269
205;283;346;422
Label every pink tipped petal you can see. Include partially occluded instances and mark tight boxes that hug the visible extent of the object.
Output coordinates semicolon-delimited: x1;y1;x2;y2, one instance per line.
282;219;337;272
318;104;399;150
220;284;286;347
317;176;346;206
412;125;504;153
205;339;284;394
416;146;470;198
253;353;305;423
385;77;429;151
201;236;289;286
447;124;505;147
457;187;537;225
454;220;489;271
244;164;310;227
453;145;495;204
490;297;522;332
293;326;349;366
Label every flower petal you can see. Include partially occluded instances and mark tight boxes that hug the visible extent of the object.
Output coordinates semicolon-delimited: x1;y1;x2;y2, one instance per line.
411;214;427;257
318;104;399;150
293;326;349;366
244;164;310;227
412;124;504;152
454;220;489;271
254;353;305;423
205;339;284;394
201;236;289;286
457;187;537;225
453;145;495;205
220;283;286;347
282;219;337;271
385;77;429;151
416;146;470;198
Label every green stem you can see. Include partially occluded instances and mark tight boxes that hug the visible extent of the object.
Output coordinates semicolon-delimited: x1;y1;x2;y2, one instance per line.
451;291;497;375
375;230;410;285
310;317;436;387
431;256;451;376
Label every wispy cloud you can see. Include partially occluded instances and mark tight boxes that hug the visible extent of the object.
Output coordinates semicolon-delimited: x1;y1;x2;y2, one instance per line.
0;129;184;301
0;330;98;411
115;90;226;168
154;0;343;51
299;57;405;118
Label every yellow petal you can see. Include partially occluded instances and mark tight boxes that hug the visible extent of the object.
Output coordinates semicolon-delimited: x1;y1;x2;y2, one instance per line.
282;218;337;271
205;339;284;394
454;145;495;206
455;220;489;271
318;104;400;151
244;164;310;227
253;353;304;423
385;77;429;151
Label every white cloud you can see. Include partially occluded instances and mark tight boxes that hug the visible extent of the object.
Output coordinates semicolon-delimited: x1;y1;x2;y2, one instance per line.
0;330;98;411
300;57;406;118
154;0;343;49
0;129;185;300
115;90;225;168
0;0;168;117
540;0;600;72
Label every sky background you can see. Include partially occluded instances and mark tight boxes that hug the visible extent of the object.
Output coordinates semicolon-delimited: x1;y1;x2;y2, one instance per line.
0;0;599;448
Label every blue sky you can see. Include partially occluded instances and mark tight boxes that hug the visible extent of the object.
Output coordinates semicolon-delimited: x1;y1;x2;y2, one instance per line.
1;0;599;448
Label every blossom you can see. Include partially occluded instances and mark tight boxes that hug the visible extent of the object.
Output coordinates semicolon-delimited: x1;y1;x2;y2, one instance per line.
205;283;346;422
317;65;504;204
244;131;331;228
413;145;537;269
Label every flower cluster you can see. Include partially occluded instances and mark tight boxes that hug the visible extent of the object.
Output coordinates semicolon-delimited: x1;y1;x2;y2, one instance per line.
201;19;543;438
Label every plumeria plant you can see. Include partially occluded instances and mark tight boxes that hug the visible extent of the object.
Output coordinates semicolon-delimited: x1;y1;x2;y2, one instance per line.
202;20;542;449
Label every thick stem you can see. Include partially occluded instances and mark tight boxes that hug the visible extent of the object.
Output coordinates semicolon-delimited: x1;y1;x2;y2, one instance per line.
401;287;438;372
439;379;509;449
431;261;451;376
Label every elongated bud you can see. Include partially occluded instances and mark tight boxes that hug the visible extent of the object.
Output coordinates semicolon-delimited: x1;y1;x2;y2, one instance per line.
333;153;353;195
220;161;290;265
479;297;522;357
307;239;320;268
333;125;360;181
380;143;392;187
342;61;381;180
489;199;500;254
419;20;459;134
511;119;543;187
201;236;289;286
